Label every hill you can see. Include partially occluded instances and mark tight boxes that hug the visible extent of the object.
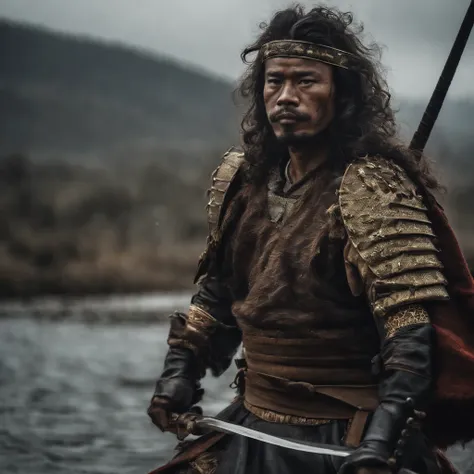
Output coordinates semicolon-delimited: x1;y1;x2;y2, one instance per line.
0;20;239;166
1;20;473;176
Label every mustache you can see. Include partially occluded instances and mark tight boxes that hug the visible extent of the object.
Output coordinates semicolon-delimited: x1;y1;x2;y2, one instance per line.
269;109;311;123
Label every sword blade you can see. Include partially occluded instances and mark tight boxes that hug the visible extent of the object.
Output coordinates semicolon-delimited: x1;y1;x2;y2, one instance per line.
195;417;353;458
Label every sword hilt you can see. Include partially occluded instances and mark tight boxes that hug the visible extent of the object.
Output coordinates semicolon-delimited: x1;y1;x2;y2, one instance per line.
169;408;205;440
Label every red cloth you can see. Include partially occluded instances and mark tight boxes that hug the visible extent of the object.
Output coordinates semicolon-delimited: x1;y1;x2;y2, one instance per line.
424;200;474;448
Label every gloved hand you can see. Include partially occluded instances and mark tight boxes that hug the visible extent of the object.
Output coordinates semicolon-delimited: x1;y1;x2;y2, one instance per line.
148;397;203;439
339;323;433;474
147;346;204;434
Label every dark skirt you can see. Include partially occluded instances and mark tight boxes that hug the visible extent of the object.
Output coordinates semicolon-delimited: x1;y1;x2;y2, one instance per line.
152;400;451;474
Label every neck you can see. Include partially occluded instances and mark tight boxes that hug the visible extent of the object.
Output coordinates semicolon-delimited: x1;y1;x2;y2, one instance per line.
287;141;329;183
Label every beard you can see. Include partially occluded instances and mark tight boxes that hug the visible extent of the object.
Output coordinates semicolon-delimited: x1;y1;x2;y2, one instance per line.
276;125;331;148
270;104;333;149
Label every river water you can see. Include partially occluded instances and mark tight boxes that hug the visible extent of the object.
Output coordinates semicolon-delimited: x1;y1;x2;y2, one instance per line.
0;294;472;474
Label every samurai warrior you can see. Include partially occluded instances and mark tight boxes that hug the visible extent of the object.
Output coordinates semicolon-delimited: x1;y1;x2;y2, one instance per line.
147;5;474;474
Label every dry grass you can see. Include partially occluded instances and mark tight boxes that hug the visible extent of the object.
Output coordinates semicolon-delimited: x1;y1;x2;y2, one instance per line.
0;154;472;299
0;154;210;298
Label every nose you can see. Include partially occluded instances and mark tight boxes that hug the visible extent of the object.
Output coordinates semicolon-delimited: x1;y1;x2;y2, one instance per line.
276;81;299;107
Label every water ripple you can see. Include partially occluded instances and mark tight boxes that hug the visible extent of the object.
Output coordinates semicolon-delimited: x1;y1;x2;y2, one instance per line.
0;315;472;473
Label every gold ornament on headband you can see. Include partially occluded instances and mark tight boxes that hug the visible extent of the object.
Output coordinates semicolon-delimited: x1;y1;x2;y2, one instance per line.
260;40;357;70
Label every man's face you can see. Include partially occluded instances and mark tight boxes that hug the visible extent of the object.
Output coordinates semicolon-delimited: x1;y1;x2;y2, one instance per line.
263;57;335;145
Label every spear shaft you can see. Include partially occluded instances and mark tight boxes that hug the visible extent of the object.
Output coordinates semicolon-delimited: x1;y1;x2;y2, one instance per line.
410;0;474;156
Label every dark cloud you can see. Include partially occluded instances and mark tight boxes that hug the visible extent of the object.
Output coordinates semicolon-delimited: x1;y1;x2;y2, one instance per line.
0;0;473;97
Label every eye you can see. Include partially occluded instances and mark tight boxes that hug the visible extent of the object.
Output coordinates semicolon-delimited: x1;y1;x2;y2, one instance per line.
266;77;282;85
299;78;317;85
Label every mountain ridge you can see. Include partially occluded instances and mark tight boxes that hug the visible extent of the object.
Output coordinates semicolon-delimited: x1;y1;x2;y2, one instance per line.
0;19;473;179
0;19;239;165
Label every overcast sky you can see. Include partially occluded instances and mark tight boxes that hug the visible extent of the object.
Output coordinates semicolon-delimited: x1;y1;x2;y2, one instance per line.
1;0;473;99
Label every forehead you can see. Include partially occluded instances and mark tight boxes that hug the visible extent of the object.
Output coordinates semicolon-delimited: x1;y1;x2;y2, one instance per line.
264;57;333;76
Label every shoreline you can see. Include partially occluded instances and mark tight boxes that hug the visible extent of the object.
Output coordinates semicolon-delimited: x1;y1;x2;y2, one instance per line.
0;291;193;323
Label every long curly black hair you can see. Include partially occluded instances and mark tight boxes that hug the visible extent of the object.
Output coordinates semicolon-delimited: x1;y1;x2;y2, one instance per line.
237;5;440;191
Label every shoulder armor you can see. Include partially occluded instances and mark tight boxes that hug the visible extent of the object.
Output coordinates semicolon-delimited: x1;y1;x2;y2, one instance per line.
206;147;245;241
339;156;449;316
194;148;244;284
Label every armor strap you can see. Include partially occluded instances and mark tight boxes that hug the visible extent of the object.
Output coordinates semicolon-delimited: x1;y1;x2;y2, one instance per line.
345;410;371;448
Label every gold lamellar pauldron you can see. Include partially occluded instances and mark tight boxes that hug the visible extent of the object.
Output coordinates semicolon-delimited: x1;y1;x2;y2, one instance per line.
194;148;245;284
340;157;449;317
384;304;430;339
206;148;245;243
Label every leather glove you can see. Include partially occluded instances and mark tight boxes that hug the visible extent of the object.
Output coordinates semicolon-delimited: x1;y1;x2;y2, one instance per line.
339;324;434;474
147;346;204;434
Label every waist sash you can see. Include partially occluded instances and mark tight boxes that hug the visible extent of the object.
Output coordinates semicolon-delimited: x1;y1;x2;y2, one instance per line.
242;332;379;446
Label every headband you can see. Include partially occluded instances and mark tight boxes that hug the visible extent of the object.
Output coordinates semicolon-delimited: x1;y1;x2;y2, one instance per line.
260;40;357;70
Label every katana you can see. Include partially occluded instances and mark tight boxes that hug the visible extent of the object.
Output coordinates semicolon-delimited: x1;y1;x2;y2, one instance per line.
181;414;352;457
168;412;418;474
